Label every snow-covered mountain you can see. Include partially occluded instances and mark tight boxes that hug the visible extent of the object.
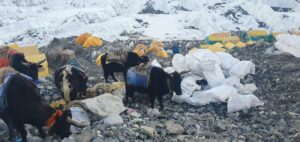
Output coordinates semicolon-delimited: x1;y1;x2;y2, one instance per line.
0;0;299;46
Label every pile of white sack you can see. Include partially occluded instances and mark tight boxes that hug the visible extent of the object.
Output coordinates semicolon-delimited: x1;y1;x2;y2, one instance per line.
169;49;264;113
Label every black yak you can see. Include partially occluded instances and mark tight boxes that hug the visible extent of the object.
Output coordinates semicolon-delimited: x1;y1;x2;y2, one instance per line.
125;66;183;110
0;69;87;142
54;65;88;104
9;53;45;81
101;51;149;83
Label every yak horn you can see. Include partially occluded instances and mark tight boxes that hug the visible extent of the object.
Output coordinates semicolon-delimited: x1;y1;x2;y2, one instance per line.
66;100;100;118
21;62;30;66
66;117;88;128
37;59;46;65
179;70;190;75
66;101;89;111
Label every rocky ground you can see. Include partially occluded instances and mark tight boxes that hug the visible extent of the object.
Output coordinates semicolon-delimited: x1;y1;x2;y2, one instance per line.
1;38;300;142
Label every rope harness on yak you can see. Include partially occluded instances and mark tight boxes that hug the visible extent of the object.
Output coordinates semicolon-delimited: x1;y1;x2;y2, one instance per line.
45;110;63;128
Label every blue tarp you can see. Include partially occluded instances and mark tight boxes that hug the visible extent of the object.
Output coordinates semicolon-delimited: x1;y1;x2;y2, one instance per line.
126;67;151;88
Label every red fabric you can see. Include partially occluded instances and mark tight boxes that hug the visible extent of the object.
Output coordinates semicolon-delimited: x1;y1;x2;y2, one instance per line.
0;58;9;67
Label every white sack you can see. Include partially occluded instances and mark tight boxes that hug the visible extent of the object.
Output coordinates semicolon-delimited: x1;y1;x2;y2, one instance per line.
238;84;258;94
189;49;221;71
181;75;203;96
186;91;219;106
70;107;90;134
82;93;126;118
215;52;240;70
173;85;238;106
172;75;203;104
225;76;241;88
275;34;300;58
164;67;176;74
185;54;203;75
203;64;226;87
229;61;255;79
227;94;264;113
203;85;238;102
151;59;162;68
172;54;189;73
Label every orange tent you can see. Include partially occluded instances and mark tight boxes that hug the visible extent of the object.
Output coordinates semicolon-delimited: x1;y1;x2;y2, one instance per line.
76;33;92;45
83;36;103;48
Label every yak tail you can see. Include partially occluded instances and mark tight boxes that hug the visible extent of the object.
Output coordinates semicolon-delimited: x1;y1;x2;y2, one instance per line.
62;66;72;104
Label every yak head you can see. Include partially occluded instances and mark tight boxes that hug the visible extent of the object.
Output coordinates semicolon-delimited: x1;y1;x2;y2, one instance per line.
22;59;45;81
10;53;45;81
140;55;149;63
168;71;182;96
51;103;88;138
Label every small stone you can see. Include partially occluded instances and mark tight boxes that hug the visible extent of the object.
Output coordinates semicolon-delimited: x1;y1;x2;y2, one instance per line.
147;108;160;116
27;136;43;142
47;86;54;90
165;121;184;134
92;137;105;142
277;119;287;131
140;126;156;138
103;114;123;126
216;122;227;131
117;134;126;142
75;131;93;142
129;111;141;118
172;112;180;120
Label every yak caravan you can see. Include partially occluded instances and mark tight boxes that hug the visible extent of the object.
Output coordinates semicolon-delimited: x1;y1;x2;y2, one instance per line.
0;0;300;141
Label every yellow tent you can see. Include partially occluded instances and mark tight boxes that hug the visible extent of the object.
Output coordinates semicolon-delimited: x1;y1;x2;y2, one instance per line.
213;42;223;48
25;54;49;77
133;44;148;57
236;41;246;48
224;42;235;49
200;44;211;49
83;36;103;48
8;44;19;50
149;41;164;53
208;42;225;52
156;50;169;59
247;30;268;37
188;47;198;54
208;35;240;43
76;33;92;45
95;54;104;66
211;32;230;37
14;45;39;56
246;40;256;45
208;46;225;52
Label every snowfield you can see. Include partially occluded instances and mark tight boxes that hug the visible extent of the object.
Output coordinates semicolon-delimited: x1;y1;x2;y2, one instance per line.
0;0;299;46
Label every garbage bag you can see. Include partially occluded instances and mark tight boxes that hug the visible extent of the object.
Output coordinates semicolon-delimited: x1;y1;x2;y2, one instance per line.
185;49;221;75
215;52;240;70
203;63;226;87
70;107;90;134
185;54;203;76
229;61;255;79
203;85;238;102
238;84;257;94
227;94;264;113
181;75;203;96
172;54;189;73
